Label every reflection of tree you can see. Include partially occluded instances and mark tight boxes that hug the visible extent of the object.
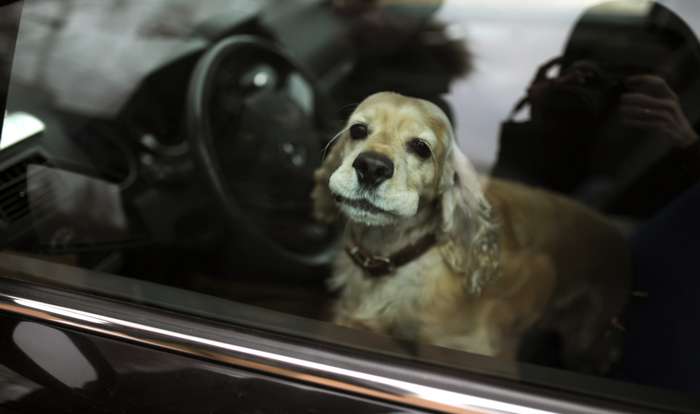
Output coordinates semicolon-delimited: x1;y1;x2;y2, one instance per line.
0;1;24;118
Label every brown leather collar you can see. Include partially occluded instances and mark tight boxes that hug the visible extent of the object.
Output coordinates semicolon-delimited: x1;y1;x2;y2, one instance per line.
345;233;437;278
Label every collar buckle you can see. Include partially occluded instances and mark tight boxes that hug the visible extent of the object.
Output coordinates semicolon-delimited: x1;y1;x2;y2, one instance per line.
346;245;396;277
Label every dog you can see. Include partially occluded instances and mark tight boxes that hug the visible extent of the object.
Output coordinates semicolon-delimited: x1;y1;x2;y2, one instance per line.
312;92;631;368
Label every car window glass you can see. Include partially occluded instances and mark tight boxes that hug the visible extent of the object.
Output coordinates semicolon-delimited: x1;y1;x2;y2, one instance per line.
2;0;700;410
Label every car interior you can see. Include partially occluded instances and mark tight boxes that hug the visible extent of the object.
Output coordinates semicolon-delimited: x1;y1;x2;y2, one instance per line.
1;0;472;317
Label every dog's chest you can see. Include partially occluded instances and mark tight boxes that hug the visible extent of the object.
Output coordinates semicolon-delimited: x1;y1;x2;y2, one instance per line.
331;249;467;339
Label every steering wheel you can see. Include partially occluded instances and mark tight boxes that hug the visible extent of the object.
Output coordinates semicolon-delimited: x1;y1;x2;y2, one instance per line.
186;35;337;275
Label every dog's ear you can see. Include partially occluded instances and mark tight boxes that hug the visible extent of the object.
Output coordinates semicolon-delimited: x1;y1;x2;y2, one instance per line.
311;130;346;223
439;140;500;295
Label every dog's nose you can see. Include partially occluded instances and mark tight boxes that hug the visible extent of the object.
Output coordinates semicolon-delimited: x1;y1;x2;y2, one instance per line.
353;151;394;187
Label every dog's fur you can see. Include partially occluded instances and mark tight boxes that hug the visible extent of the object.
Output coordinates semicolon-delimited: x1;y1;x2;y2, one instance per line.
312;92;630;367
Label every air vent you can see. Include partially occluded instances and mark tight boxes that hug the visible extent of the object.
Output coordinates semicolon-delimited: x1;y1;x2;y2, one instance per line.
0;153;49;224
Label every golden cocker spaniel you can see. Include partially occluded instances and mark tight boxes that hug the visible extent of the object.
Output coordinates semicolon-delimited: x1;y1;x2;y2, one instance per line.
312;92;630;368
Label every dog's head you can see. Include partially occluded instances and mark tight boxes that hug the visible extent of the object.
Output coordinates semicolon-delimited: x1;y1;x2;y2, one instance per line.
312;92;499;290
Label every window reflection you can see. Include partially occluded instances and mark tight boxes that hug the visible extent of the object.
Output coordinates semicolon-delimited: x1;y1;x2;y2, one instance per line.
1;0;699;405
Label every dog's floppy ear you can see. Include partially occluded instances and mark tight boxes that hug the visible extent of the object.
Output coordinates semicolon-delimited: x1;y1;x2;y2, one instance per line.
439;140;500;295
311;129;346;223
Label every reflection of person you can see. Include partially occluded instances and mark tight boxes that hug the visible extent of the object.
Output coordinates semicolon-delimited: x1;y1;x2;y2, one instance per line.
495;1;700;392
493;1;700;219
617;181;700;393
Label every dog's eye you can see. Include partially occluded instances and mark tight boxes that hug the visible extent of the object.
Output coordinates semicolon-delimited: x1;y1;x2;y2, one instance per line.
407;138;431;159
349;123;368;140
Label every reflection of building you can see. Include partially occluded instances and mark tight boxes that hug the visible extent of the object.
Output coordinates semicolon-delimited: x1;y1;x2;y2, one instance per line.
9;0;268;117
8;0;700;171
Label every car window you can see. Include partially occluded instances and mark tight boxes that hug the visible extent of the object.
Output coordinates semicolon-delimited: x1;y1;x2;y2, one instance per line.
2;0;700;411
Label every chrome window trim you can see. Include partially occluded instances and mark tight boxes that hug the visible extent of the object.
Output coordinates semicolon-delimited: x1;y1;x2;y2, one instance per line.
0;277;668;414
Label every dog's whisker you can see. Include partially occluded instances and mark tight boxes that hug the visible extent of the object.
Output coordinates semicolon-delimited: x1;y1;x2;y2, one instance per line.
321;127;347;160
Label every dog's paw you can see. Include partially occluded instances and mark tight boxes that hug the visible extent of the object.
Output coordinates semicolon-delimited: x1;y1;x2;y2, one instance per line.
335;317;382;333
